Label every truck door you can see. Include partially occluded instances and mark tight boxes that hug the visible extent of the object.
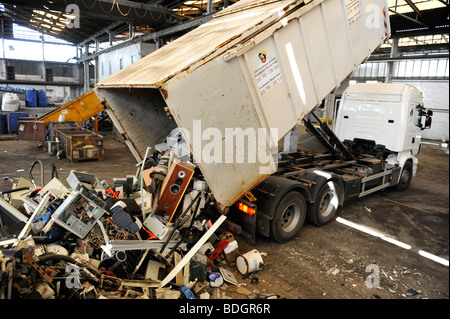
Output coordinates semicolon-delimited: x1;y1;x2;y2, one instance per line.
405;89;428;155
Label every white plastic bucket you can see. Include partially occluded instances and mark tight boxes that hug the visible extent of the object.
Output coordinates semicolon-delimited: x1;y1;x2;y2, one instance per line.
236;249;263;275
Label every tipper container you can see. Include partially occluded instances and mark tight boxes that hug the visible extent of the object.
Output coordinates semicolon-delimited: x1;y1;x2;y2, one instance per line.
95;0;390;207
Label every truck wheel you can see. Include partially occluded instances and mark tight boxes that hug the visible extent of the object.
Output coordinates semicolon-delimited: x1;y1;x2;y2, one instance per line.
270;191;306;243
396;161;412;191
307;181;338;226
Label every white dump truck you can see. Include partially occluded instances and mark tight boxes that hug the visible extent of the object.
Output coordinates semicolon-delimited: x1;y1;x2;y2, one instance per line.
94;0;431;243
334;82;432;182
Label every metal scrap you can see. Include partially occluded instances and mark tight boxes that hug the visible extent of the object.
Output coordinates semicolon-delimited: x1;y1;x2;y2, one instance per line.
0;149;265;299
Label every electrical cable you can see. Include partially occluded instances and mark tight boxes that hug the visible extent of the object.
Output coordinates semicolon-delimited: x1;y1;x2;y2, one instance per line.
81;0;97;10
158;191;202;254
164;192;204;259
98;0;116;14
37;253;102;277
148;5;164;22
133;3;149;19
116;1;132;16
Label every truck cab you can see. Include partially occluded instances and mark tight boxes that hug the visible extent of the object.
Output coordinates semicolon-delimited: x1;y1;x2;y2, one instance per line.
334;83;432;184
334;83;432;156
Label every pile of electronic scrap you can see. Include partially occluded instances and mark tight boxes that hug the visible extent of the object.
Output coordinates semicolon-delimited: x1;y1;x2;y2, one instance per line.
0;129;267;300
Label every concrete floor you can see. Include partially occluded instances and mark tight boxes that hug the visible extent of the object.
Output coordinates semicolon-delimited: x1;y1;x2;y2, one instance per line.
0;131;448;299
0;131;137;192
239;142;449;299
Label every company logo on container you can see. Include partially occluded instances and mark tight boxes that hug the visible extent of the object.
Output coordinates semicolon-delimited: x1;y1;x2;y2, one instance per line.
258;51;267;63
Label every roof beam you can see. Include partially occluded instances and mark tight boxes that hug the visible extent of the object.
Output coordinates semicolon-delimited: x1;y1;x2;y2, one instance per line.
0;0;180;25
77;13;212;62
97;0;175;15
368;53;449;62
92;0;180;22
165;0;191;9
389;8;427;27
77;21;126;46
404;0;426;22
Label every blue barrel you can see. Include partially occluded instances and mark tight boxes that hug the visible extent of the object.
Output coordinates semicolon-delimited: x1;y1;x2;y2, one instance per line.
7;112;28;133
25;90;38;107
37;90;47;107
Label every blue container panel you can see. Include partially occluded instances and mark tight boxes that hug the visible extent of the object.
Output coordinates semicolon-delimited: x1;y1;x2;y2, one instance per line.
7;113;28;133
0;114;7;134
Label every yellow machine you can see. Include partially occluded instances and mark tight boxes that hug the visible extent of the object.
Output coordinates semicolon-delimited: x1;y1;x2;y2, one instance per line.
38;89;104;131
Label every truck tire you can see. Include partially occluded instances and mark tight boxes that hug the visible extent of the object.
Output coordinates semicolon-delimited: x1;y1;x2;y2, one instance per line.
307;181;338;226
270;191;306;243
396;160;412;192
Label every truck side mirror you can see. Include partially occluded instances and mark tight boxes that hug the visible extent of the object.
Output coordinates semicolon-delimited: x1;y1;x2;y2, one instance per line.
418;108;432;130
416;106;432;130
425;116;432;130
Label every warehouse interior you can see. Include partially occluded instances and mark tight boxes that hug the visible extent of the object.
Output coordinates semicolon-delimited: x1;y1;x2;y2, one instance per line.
0;0;448;305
